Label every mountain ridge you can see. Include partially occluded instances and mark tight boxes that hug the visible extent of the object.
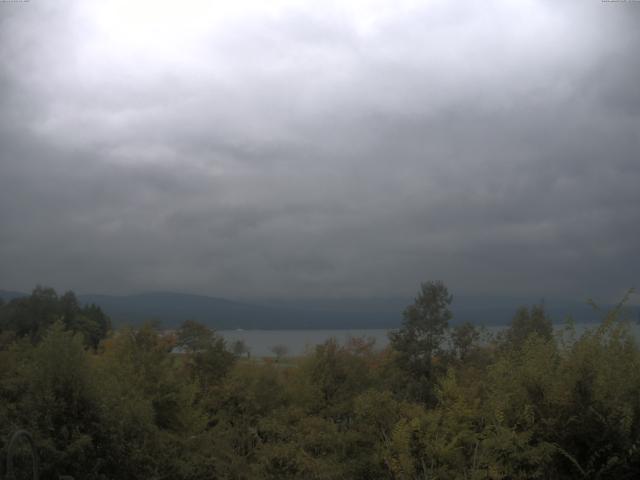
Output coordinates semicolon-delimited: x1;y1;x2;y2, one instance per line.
3;289;637;329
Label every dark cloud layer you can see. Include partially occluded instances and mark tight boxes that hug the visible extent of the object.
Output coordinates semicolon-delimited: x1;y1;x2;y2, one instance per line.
0;0;639;301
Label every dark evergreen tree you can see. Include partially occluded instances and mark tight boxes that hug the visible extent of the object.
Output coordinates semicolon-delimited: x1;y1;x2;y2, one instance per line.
389;280;453;404
503;303;553;350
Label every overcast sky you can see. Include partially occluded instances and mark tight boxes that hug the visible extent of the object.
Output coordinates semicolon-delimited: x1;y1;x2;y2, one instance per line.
0;0;639;301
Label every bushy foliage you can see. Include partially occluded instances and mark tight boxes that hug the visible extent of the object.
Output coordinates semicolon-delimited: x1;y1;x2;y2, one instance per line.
1;285;640;479
0;286;110;348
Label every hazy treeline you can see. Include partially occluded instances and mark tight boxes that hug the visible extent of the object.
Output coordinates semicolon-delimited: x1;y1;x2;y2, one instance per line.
1;283;639;479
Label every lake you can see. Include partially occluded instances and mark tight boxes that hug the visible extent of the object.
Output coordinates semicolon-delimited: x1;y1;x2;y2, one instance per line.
219;322;640;357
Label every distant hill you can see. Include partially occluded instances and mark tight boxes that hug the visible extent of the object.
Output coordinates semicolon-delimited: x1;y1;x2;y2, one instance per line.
77;292;403;330
262;296;639;329
0;290;28;302
77;292;639;330
3;289;638;330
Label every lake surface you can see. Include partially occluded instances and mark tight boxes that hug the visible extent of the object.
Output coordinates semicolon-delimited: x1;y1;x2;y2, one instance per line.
220;322;640;357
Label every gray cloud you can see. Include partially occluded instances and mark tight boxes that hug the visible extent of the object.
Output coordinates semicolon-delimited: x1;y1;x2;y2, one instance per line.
0;0;639;301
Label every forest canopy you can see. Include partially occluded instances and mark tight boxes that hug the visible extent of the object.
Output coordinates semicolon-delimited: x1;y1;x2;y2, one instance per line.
1;284;639;479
